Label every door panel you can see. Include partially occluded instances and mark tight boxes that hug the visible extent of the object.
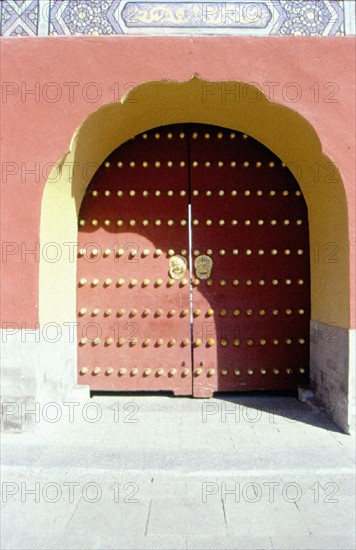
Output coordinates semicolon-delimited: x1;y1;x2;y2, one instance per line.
189;125;310;396
77;126;192;394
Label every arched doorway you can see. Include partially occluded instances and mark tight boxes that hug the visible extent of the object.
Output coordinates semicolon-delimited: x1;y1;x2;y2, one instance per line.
39;78;350;429
76;123;310;397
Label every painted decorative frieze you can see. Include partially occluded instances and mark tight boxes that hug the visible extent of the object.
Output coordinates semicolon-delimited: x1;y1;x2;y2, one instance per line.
1;1;354;37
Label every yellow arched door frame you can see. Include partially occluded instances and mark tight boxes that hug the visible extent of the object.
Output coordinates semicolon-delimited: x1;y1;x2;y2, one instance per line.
40;77;349;331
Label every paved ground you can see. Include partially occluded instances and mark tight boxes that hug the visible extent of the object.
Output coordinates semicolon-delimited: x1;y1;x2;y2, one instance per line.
1;394;355;550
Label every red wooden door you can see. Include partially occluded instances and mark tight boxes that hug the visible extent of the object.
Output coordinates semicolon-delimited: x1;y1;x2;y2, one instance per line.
77;126;192;394
77;123;310;396
189;125;310;397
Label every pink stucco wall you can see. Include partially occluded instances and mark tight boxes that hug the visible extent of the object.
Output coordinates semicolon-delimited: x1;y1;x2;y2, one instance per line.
1;36;355;327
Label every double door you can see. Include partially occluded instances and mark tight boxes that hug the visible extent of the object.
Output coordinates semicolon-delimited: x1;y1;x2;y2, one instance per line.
77;124;310;397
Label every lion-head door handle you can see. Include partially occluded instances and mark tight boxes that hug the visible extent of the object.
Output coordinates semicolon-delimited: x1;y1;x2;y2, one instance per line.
194;255;213;280
169;255;187;280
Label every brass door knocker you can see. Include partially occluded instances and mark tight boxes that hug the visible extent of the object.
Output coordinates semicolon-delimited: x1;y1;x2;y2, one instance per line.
169;255;187;279
194;255;212;280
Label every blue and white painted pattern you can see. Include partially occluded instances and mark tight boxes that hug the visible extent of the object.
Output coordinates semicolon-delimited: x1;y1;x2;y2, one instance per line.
0;0;354;37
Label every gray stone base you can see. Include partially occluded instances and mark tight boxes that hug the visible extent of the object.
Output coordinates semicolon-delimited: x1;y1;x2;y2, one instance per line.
0;326;88;433
310;320;355;434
